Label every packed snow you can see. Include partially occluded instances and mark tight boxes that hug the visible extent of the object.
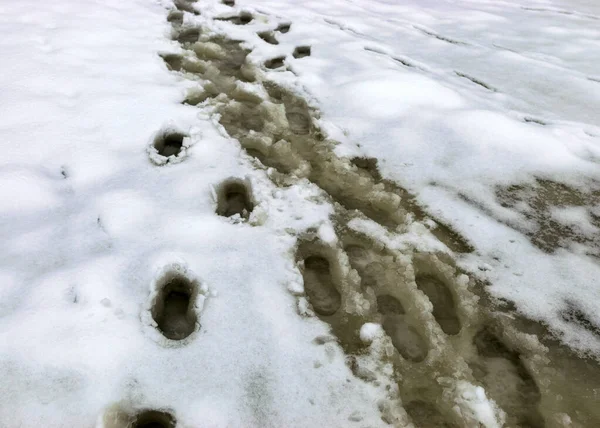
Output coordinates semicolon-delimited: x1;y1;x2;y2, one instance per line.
241;0;600;355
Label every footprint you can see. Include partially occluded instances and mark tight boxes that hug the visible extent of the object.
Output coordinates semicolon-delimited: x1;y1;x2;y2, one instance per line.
160;53;183;71
216;179;254;219
258;31;279;45
415;275;461;335
351;157;382;180
345;244;386;290
275;23;291;33
174;0;199;15
153;130;186;158
176;27;201;44
167;10;184;25
151;275;198;340
219;100;265;135
301;255;342;316
222;0;235;5
293;46;311;59
103;408;176;428
131;410;176;428
286;108;311;135
472;329;544;427
405;400;456;428
264;56;286;70
377;294;428;362
216;12;253;25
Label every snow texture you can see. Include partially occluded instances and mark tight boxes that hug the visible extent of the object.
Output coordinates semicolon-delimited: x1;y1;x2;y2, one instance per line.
0;0;382;426
1;0;600;426
240;0;600;356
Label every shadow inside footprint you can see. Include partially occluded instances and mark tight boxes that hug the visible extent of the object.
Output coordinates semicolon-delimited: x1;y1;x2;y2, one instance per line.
216;12;253;25
160;53;183;71
264;56;286;70
223;0;235;5
351;157;382;180
132;410;176;428
276;23;291;33
258;31;279;45
174;0;199;15
151;276;198;340
167;10;184;25
153;131;186;158
415;275;461;335
302;256;342;316
293;46;311;58
216;180;254;219
176;27;201;43
378;294;428;362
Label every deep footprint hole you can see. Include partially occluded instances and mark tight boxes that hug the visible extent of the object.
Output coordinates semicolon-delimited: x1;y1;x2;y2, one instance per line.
258;31;279;45
222;0;235;5
174;0;199;15
216;179;254;219
238;12;253;24
293;46;311;59
167;10;184;25
154;131;187;158
132;410;176;428
151;275;198;340
276;23;291;33
160;53;183;71
264;56;286;70
217;12;253;25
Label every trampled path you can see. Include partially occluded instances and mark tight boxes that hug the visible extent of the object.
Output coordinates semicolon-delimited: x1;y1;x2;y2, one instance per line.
101;1;600;426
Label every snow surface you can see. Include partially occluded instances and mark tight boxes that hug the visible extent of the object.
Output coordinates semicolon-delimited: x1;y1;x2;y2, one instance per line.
238;0;600;355
0;0;385;426
1;0;600;425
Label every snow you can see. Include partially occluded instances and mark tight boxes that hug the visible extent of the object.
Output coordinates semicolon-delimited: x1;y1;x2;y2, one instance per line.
1;0;600;425
0;0;385;426
239;0;600;355
442;379;505;428
359;322;384;344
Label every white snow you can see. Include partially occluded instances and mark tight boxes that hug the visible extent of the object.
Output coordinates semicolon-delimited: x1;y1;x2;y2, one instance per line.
359;322;384;344
0;0;386;426
441;379;505;428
